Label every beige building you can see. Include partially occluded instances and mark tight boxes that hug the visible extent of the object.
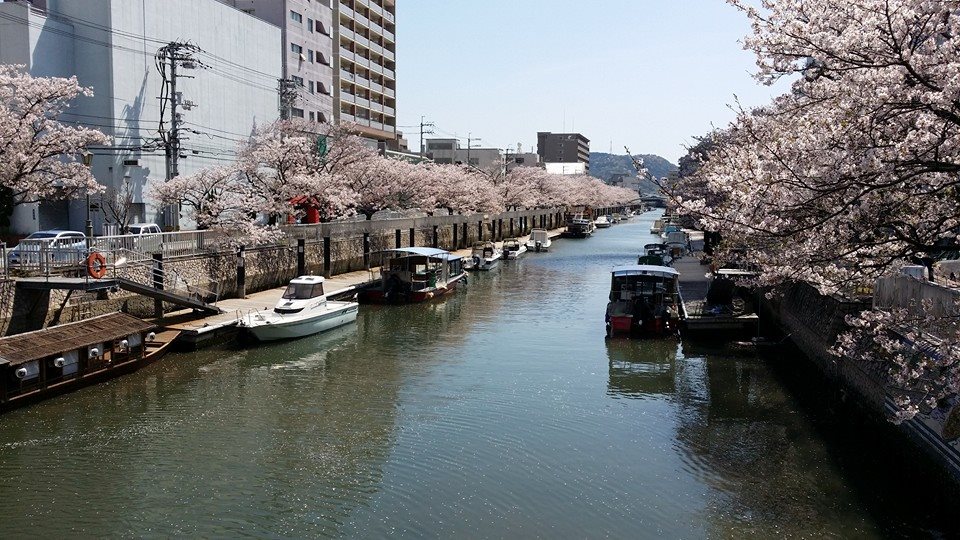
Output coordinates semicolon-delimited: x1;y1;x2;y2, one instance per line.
334;0;398;144
219;0;397;145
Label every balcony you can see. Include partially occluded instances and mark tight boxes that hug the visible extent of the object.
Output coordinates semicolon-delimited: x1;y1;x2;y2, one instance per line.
383;28;395;43
370;42;384;56
383;48;394;62
355;73;371;88
383;105;395;116
340;5;355;20
382;67;395;81
340;27;355;42
370;80;383;94
340;47;355;63
340;69;356;82
369;62;383;76
355;96;370;109
341;112;356;123
384;86;395;98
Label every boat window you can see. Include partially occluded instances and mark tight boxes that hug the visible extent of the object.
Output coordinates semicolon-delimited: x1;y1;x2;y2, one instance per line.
282;282;324;299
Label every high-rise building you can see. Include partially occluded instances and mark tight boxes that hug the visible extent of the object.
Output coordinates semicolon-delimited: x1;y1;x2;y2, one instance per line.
219;0;397;146
219;0;336;124
333;0;397;145
537;132;590;173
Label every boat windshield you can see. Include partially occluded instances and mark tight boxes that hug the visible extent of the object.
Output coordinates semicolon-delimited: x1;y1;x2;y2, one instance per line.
282;282;324;299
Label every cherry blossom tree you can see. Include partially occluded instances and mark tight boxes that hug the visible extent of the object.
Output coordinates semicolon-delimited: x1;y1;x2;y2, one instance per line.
670;0;960;421
0;65;110;204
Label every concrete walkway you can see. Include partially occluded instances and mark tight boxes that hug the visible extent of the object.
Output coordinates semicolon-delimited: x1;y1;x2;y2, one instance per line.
159;227;566;340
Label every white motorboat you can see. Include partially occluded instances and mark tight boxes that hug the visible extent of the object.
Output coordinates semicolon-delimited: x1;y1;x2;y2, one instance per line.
501;237;527;260
525;229;552;252
465;241;501;271
594;215;612;228
239;275;358;341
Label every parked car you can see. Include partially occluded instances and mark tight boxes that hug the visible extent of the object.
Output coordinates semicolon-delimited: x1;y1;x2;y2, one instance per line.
7;230;87;267
124;223;162;236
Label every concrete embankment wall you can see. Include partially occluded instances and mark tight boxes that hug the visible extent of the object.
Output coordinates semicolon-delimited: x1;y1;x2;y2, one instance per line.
0;207;589;335
761;281;960;482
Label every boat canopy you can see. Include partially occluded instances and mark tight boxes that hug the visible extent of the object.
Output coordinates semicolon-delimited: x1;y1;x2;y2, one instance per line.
612;265;680;278
383;247;462;260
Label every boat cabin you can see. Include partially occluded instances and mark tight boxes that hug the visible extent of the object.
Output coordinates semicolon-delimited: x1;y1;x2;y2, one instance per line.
503;238;521;252
639;243;670;266
472;241;496;259
276;276;326;313
606;265;682;336
374;247;464;298
0;312;156;411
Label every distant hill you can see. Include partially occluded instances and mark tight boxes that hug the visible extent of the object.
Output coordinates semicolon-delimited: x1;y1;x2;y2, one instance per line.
589;152;677;193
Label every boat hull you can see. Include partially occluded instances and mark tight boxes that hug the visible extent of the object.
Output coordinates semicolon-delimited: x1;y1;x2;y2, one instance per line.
244;302;358;341
525;241;551;252
359;275;465;304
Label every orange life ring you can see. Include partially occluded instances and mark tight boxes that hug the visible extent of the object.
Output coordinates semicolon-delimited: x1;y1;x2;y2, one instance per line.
86;252;107;279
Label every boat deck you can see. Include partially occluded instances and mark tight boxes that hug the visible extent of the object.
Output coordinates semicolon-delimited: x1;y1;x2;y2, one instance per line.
673;252;759;335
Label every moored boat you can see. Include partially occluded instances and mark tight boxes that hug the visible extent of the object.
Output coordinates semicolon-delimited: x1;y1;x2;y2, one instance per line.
605;265;683;338
501;237;527;260
594;215;612;228
563;214;595;238
465;241;502;271
525;228;552;252
239;275;358;341
0;312;179;413
359;247;466;304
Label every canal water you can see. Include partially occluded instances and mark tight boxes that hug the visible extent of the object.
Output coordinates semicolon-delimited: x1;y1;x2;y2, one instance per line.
1;213;957;538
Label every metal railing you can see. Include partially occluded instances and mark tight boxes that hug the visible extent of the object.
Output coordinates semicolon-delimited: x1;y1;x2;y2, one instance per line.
91;230;220;259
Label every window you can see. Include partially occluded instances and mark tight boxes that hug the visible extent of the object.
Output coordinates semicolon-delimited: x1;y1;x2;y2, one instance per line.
291;43;303;54
318;52;330;65
292;75;304;87
290;10;303;23
316;20;329;35
319;82;330;95
309;111;316;122
309;81;315;94
307;18;314;32
318;112;327;123
291;108;305;118
308;50;314;63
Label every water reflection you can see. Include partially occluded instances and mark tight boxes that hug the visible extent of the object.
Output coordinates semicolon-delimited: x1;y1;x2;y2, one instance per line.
606;338;681;399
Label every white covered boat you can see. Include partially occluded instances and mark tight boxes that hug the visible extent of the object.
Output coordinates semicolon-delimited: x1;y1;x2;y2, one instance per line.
525;229;552;252
239;276;358;341
465;241;502;271
501;237;527;260
594;215;612;228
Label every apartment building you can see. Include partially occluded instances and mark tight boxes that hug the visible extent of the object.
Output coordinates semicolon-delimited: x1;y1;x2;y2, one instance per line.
0;0;281;233
219;0;336;124
537;132;591;173
219;0;397;146
334;0;397;144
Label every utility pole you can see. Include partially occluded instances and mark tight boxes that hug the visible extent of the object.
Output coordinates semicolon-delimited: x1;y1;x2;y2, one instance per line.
278;78;298;120
157;42;200;231
419;116;435;158
466;133;480;167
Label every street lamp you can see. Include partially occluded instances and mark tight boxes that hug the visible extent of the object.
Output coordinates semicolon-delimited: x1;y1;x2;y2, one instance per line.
81;150;93;249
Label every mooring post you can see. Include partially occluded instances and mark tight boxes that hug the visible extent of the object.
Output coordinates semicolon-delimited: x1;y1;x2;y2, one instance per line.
452;223;458;249
478;220;483;241
497;219;503;240
409;227;415;247
152;252;163;319
432;225;439;248
363;233;370;268
323;236;331;278
237;246;246;299
297;238;305;276
509;218;514;236
462;223;467;247
395;229;401;249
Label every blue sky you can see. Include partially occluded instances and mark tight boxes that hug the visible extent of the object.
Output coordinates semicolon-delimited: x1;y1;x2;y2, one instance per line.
395;0;785;163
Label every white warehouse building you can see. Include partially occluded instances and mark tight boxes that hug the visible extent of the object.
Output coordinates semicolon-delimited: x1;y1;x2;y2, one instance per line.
0;0;282;234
